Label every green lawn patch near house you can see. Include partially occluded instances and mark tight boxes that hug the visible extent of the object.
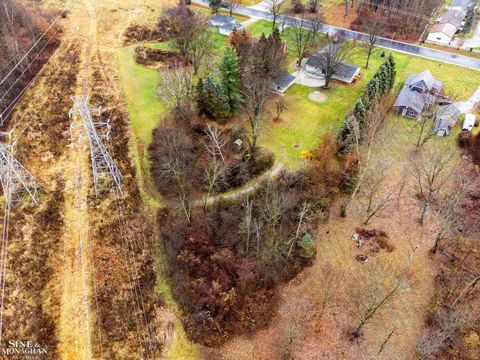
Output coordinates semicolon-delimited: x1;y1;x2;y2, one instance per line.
247;19;480;167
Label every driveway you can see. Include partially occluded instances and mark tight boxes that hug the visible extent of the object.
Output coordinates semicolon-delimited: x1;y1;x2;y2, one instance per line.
192;0;480;71
463;20;480;49
455;85;480;113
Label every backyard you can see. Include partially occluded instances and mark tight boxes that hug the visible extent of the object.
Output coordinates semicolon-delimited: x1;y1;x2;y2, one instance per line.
117;17;480;175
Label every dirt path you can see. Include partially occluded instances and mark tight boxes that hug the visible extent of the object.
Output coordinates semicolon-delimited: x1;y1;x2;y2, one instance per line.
192;159;284;207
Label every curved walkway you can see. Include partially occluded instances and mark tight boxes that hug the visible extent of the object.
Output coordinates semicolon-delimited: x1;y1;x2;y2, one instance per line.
191;158;284;207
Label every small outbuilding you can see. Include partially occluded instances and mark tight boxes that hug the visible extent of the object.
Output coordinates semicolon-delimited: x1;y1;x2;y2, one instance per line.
270;71;296;93
435;104;461;137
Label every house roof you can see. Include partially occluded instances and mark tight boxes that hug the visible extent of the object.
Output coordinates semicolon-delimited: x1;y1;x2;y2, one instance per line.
394;80;426;113
273;71;296;89
438;103;461;122
409;70;435;90
210;15;235;25
306;55;360;80
220;22;243;32
430;23;457;38
439;9;467;28
447;0;475;10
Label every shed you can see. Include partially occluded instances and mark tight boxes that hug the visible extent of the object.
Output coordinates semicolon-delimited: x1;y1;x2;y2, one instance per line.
435;104;461;137
270;71;296;93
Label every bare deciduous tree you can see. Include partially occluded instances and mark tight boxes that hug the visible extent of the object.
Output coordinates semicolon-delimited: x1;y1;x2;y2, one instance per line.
411;145;458;225
242;75;270;159
203;124;228;210
291;13;324;66
269;0;283;30
157;65;194;121
187;29;215;75
364;19;384;68
275;97;286;121
315;37;353;89
225;0;242;16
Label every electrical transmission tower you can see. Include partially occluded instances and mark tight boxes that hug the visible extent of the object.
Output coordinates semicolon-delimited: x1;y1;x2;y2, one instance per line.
69;96;122;197
0;132;42;208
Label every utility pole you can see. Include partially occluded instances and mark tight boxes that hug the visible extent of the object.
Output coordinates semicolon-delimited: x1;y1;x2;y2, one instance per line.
0;131;42;208
69;96;122;197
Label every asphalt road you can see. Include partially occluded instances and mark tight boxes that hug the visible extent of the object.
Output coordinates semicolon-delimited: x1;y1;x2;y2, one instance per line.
194;0;480;71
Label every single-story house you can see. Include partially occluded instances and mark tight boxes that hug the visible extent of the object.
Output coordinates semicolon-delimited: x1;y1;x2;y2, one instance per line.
462;113;476;131
435;104;461;137
446;0;475;11
427;23;458;45
394;70;444;119
305;54;360;84
427;9;467;45
270;71;296;93
219;22;243;36
209;15;235;27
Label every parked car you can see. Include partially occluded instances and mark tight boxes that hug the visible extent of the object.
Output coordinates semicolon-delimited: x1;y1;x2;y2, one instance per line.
462;114;476;131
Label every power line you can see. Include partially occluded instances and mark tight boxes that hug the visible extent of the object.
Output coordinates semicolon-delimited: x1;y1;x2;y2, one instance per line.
0;9;66;88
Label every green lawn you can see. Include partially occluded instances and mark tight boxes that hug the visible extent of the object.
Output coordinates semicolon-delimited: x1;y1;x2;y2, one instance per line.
118;19;480;172
247;19;480;167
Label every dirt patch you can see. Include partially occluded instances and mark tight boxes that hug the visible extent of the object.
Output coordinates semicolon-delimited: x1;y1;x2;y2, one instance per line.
123;24;163;45
308;91;328;103
352;228;395;255
134;46;187;69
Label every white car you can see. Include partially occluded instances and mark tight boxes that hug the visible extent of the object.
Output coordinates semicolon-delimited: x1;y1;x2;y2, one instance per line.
462;114;476;132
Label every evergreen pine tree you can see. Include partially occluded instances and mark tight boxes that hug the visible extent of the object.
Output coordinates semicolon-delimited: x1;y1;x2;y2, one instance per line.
220;46;242;114
203;76;216;118
388;54;396;90
213;83;231;123
353;100;367;128
378;64;390;94
195;78;205;114
363;76;380;107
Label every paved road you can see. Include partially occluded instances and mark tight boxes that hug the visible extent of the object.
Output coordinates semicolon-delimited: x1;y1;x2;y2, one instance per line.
195;0;480;71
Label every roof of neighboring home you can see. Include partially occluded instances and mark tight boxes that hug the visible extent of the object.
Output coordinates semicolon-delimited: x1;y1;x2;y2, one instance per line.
220;22;243;32
447;0;475;10
430;23;457;38
409;70;435;90
273;71;296;89
306;55;360;79
440;9;467;28
210;15;235;25
438;103;461;122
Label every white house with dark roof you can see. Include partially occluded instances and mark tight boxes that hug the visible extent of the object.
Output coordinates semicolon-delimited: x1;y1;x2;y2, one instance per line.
394;70;443;119
427;9;467;45
270;71;296;93
305;52;360;84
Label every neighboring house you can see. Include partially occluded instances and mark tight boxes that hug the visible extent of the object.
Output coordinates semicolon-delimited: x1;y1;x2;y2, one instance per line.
219;22;243;36
209;15;235;27
427;23;458;45
434;104;461;137
446;0;475;11
270;71;296;93
305;53;360;84
394;70;444;119
427;9;467;45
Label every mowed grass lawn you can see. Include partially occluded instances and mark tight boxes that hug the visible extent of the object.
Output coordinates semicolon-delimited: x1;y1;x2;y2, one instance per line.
247;19;480;168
